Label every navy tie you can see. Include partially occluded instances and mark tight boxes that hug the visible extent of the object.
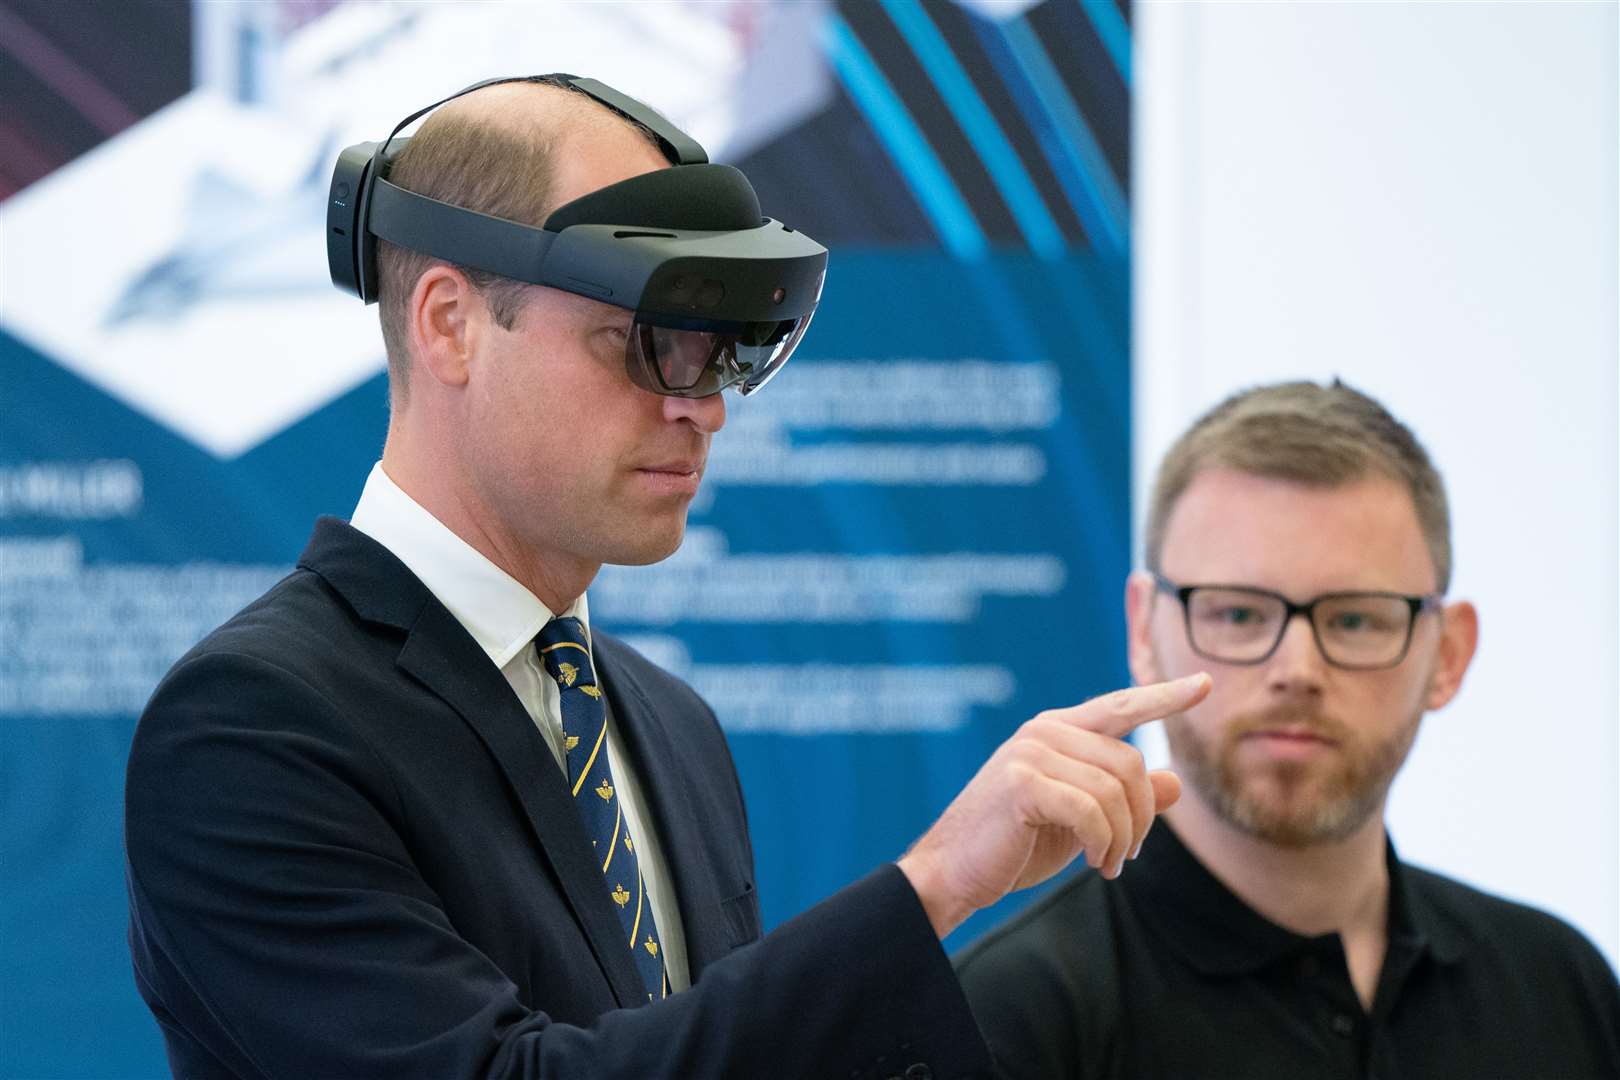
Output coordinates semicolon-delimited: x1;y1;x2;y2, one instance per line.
536;616;667;1001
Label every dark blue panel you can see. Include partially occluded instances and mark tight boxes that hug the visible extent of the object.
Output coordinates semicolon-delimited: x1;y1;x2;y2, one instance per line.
0;2;1131;1070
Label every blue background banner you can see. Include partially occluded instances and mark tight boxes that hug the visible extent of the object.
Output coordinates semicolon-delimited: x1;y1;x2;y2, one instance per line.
0;2;1130;1075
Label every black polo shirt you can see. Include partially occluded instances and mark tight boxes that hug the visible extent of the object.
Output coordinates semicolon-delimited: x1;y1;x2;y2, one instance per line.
954;822;1619;1079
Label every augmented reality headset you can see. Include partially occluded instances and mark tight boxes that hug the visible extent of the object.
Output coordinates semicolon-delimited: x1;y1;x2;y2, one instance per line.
327;74;827;397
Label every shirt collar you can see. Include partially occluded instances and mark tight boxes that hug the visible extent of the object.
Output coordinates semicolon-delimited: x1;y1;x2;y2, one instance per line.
1122;820;1466;977
348;462;587;668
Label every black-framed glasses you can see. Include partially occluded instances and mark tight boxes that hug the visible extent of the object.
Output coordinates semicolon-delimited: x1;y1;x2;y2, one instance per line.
1152;573;1443;671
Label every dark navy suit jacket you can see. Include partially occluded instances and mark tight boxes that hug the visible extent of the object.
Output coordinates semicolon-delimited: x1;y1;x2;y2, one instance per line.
126;518;991;1078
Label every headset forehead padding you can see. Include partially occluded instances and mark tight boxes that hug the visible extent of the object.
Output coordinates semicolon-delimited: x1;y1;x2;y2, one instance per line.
544;164;763;233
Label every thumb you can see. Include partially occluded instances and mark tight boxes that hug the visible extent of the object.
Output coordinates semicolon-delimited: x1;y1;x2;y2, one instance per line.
1149;769;1182;813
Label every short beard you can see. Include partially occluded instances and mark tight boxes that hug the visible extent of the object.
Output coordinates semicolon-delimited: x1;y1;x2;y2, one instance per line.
1165;701;1420;848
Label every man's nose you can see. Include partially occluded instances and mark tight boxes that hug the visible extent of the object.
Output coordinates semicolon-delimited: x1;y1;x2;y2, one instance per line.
1266;612;1327;693
661;390;726;433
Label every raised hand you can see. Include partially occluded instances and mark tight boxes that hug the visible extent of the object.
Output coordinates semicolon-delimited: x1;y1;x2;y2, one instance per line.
897;673;1212;937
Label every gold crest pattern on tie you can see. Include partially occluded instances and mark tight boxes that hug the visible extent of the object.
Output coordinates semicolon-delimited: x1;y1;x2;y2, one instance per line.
537;616;668;1000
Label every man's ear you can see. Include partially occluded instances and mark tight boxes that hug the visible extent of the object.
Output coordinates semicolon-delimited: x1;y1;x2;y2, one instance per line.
1125;571;1166;688
408;265;479;390
1425;599;1479;710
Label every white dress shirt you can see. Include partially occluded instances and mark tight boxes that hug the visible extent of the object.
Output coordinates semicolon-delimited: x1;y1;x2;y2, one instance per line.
349;462;690;992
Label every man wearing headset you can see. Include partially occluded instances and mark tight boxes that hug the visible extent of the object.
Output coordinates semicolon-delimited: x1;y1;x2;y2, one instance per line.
124;76;1207;1078
954;381;1620;1078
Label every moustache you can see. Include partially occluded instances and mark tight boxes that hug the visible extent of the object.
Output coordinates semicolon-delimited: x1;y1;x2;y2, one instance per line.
1223;704;1352;744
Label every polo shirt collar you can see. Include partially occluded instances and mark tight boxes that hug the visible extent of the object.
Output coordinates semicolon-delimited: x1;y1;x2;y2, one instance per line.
1123;819;1467;977
1387;846;1467;964
348;462;586;667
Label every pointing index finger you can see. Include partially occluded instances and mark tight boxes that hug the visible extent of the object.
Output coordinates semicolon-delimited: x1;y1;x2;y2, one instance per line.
1064;673;1212;739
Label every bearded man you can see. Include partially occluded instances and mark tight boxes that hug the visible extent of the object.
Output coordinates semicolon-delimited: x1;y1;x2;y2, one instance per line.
955;380;1620;1079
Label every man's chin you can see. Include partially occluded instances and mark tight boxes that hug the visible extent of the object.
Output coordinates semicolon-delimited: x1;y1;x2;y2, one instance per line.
603;521;688;567
1215;781;1381;848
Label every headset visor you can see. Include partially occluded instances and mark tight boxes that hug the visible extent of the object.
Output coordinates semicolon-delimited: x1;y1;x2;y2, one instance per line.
625;312;814;398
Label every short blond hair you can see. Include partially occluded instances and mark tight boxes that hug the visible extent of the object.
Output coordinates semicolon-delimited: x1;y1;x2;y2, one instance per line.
1145;380;1453;590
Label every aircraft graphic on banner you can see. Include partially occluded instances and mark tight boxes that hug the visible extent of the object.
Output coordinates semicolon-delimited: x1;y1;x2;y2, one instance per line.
102;140;339;329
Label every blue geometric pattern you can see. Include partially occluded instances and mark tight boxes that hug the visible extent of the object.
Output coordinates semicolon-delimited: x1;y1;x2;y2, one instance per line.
1;4;1136;1070
758;0;1132;256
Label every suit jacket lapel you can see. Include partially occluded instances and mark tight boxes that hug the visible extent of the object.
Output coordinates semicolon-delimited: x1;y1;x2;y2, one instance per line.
301;518;647;1008
594;643;732;980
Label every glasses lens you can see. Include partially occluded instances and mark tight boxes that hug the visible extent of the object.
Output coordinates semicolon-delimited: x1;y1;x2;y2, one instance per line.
1185;588;1287;663
1313;594;1413;667
625;313;814;399
625;324;721;394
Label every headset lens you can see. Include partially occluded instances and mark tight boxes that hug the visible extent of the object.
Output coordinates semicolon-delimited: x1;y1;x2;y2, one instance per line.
627;314;814;398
